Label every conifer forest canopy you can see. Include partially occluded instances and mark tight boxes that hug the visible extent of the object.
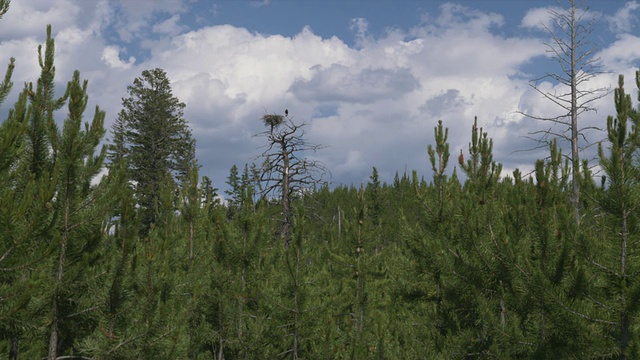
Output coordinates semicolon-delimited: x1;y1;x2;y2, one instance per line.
4;0;640;358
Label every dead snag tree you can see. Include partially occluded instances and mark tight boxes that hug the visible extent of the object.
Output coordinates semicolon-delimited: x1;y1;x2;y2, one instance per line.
257;111;327;247
523;0;608;226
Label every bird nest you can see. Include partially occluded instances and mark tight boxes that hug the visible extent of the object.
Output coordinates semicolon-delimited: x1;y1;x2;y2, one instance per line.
262;114;284;127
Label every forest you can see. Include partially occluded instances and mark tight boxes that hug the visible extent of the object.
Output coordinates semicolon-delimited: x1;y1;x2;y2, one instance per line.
2;1;640;359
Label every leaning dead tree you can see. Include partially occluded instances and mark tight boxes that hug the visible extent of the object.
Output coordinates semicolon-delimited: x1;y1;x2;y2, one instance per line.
522;0;609;226
257;111;328;247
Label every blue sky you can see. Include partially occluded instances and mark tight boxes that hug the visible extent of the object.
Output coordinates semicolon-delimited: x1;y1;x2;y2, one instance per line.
1;0;640;195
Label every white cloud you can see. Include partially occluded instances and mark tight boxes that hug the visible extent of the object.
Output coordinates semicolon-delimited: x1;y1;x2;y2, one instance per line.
0;37;42;85
521;4;599;33
596;33;640;71
291;64;419;104
422;3;504;33
152;14;186;36
153;25;352;108
521;7;557;30
250;0;271;8
102;46;136;70
0;0;81;38
350;17;369;47
1;0;638;190
606;1;640;33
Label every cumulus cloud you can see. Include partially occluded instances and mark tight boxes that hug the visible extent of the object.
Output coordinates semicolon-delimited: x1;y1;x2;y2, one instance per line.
421;3;504;33
0;0;81;38
521;4;599;33
420;89;470;117
1;0;639;190
521;7;557;30
606;1;640;33
291;65;419;104
594;33;640;72
102;45;136;69
152;14;186;36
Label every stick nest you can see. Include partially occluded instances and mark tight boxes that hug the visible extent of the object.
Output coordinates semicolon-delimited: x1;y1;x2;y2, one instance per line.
262;114;284;127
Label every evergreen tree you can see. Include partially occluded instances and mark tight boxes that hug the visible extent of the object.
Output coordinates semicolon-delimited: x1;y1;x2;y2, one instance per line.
427;120;450;223
225;164;241;211
181;160;201;262
43;70;120;360
24;25;67;180
77;172;139;358
0;25;121;359
225;163;260;218
366;167;382;226
574;73;640;358
108;68;196;232
0;31;39;360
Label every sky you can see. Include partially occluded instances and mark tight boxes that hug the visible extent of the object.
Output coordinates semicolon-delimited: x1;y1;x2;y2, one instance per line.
1;0;640;196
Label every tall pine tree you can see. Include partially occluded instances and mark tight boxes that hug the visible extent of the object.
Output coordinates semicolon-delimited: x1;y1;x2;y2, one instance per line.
109;68;196;233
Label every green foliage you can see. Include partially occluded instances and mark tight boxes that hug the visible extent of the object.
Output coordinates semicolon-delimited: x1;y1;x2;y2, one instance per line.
580;72;640;358
3;10;640;358
0;57;14;106
42;69;121;359
0;24;125;360
0;0;10;21
108;68;196;232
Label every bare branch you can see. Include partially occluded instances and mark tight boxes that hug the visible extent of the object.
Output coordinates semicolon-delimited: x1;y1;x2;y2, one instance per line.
256;113;329;246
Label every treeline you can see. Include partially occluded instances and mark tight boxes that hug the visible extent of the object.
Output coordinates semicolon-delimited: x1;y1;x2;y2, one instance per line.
3;17;640;360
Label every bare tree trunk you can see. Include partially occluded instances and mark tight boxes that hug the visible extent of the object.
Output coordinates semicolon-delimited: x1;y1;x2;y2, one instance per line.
9;336;18;360
569;0;580;227
258;115;327;248
217;298;225;360
521;0;608;228
281;141;291;247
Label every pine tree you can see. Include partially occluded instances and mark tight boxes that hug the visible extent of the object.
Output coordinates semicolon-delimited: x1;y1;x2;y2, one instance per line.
76;170;139;358
1;25;120;359
402;119;454;355
181;160;201;262
42;69;120;359
225;164;241;212
108;68;196;233
427;120;450;223
366;167;382;227
0;37;39;360
574;73;640;358
427;118;526;357
25;25;67;180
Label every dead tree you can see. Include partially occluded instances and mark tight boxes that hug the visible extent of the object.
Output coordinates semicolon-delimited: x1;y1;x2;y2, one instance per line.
522;0;609;226
257;112;327;247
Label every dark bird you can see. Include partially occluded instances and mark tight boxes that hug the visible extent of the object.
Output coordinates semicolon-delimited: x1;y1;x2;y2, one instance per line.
285;109;289;117
458;149;464;166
